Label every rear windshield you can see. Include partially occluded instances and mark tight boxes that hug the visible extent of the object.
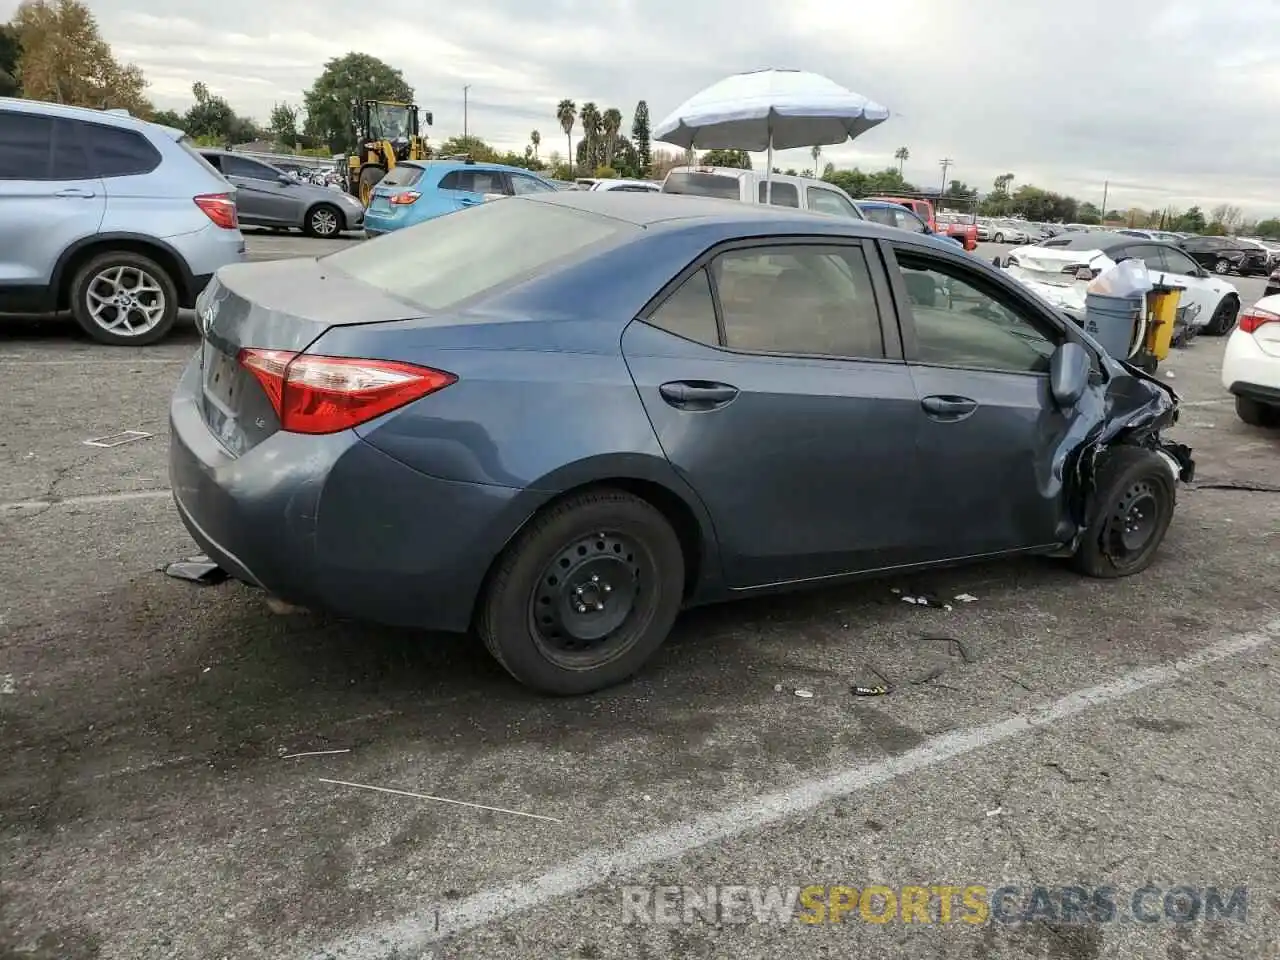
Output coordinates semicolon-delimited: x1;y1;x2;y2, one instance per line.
321;197;637;310
661;171;742;200
177;136;227;181
381;163;424;187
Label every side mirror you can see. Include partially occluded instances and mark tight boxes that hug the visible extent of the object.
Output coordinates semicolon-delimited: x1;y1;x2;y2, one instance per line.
1050;342;1091;409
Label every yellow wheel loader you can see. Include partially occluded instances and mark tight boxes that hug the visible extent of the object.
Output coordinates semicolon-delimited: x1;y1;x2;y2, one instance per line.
346;98;432;206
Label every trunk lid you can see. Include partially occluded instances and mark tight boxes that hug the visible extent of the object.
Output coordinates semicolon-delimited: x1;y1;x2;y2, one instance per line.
1008;246;1104;287
196;258;427;455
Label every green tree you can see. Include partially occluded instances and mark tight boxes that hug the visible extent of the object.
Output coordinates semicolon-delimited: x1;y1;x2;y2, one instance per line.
529;129;540;159
810;145;821;172
12;0;151;114
556;99;576;171
893;145;909;176
945;179;977;198
864;167;915;194
700;148;751;169
631;100;651;177
302;52;413;153
0;23;20;96
150;108;184;129
1076;201;1101;224
823;168;869;197
579;102;601;173
269;102;299;148
992;172;1015;195
437;134;498;161
1174;206;1206;233
1255;218;1280;239
601;107;622;169
183;81;256;144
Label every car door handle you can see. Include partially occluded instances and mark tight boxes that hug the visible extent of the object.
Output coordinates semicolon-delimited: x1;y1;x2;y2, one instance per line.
55;188;95;199
921;395;978;419
658;381;739;409
459;197;482;206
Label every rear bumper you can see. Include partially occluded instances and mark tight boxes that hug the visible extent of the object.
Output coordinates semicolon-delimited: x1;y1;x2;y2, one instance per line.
167;224;246;305
1221;329;1280;399
168;353;541;633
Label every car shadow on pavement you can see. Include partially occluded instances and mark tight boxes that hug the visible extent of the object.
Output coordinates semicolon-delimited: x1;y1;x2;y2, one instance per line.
0;311;202;346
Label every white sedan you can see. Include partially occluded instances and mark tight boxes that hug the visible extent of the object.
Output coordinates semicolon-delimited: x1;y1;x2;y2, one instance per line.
1000;231;1240;336
1221;297;1280;426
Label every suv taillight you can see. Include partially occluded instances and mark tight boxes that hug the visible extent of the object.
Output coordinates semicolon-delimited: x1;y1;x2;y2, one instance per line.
238;349;456;434
390;191;421;205
195;193;238;229
1238;307;1280;334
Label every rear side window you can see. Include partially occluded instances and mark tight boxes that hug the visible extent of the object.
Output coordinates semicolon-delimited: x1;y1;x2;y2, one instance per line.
646;268;719;345
661;171;742;200
380;163;424;187
756;181;799;207
79;122;162;177
510;174;556;195
0;111;54;179
439;169;506;194
323;197;637;310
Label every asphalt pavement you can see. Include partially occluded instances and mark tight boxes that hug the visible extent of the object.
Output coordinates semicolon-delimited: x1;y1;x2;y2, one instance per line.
1;236;1278;960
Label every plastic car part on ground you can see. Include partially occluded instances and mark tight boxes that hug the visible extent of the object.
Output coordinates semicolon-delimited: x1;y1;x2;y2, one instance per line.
162;554;227;584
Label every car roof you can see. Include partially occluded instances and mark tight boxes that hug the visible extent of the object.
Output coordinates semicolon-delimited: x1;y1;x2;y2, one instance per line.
0;96;161;134
1042;230;1156;251
405;159;550;176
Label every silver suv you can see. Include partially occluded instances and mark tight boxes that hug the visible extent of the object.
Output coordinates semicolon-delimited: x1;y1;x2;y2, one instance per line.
0;97;246;345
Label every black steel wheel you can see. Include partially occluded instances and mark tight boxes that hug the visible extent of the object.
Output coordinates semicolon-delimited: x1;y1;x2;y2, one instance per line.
1071;447;1176;578
478;489;685;695
1203;296;1239;336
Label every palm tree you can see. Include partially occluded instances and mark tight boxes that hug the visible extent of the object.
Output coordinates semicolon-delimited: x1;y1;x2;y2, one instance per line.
580;102;601;172
810;145;821;173
530;129;541;159
602;107;622;169
556;100;576;171
894;146;910;177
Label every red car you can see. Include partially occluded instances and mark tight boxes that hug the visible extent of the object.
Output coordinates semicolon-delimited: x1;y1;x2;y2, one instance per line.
869;195;978;251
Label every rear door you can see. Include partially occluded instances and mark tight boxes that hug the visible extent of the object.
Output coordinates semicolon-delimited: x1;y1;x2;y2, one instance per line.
622;238;923;587
220;155;295;225
882;240;1083;559
0;110;104;291
436;168;507;211
803;184;863;220
1148;243;1224;326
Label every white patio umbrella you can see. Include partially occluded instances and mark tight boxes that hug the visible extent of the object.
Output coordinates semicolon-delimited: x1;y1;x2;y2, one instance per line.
653;68;889;202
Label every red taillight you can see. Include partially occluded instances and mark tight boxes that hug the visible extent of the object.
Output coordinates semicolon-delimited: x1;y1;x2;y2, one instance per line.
390;191;421;205
195;193;238;229
237;348;456;434
1239;307;1280;334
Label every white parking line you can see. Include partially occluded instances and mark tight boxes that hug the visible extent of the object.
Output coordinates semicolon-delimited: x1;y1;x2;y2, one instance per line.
0;358;184;365
310;618;1280;958
0;489;172;516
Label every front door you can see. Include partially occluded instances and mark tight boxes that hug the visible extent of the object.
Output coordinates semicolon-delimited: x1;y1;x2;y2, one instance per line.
883;241;1084;559
1146;243;1224;328
622;240;923;587
221;156;296;225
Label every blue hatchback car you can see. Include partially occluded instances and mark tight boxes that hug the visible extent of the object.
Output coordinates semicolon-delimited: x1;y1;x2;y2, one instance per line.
363;159;560;235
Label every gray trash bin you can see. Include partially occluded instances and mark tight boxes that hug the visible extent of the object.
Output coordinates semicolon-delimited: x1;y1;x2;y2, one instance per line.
1083;293;1144;359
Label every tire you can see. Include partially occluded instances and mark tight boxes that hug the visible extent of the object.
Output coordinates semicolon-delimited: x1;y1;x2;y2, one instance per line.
1236;395;1280;427
358;166;384;207
477;489;685;695
994;233;1004;243
1203;296;1239;336
1214;258;1231;274
69;250;179;346
305;203;344;238
1071;446;1176;579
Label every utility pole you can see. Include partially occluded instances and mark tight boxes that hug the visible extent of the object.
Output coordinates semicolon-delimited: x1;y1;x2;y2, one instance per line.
939;158;953;196
463;85;470;139
1100;179;1109;221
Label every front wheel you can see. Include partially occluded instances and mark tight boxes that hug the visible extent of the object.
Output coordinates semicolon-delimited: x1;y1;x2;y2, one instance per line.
1236;396;1280;427
1214;258;1231;274
477;489;685;695
1071;447;1176;578
305;203;343;238
993;233;1005;243
1203;297;1239;336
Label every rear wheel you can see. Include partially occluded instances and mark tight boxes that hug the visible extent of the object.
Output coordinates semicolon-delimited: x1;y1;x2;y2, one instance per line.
69;250;178;346
477;489;685;695
1236;396;1280;427
358;166;384;207
993;233;1005;243
1214;258;1231;274
305;203;343;238
1071;447;1176;578
1203;296;1239;336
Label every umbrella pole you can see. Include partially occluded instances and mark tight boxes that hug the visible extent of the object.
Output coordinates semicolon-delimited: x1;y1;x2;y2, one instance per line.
765;132;773;204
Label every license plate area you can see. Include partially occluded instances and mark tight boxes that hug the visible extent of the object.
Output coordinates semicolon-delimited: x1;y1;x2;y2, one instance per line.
203;343;243;411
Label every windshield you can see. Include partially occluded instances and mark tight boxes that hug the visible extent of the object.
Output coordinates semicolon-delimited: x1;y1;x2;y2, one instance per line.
369;102;413;140
661;171;743;200
322;197;637;310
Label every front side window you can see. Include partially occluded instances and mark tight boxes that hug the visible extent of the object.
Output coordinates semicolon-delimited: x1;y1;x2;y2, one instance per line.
1159;246;1201;276
710;245;883;358
806;187;861;218
894;250;1058;374
0;111;53;179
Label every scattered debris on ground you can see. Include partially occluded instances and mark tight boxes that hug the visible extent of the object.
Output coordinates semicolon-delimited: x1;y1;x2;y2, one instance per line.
793;688;814;699
281;749;351;760
83;430;153;448
318;777;562;823
161;554;227;584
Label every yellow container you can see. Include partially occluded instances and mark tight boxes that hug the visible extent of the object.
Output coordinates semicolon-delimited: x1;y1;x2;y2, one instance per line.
1145;284;1182;361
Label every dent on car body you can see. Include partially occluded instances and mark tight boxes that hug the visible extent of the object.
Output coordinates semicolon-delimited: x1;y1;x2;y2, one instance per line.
1044;357;1193;554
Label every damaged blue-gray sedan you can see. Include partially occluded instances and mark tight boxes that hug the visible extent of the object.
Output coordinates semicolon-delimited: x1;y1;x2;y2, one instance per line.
169;191;1194;695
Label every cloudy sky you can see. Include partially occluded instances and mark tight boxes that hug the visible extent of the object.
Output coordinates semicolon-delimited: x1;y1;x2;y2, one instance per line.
9;0;1280;216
